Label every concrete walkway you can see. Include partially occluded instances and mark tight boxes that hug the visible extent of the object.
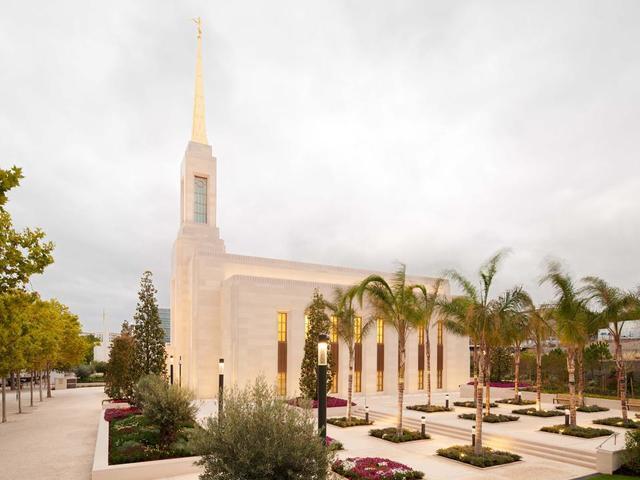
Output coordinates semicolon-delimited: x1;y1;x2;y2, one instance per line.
0;386;105;480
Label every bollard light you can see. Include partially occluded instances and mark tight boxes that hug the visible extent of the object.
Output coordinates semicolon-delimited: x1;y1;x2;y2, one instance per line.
536;399;541;412
445;393;450;409
169;355;174;385
365;405;370;424
178;356;182;387
471;425;476;447
564;408;570;427
218;358;225;420
317;333;329;444
421;416;426;437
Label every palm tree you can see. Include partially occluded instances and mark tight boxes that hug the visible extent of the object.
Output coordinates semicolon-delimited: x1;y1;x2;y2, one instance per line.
581;277;640;421
541;262;591;426
439;250;522;454
501;307;530;402
325;285;373;421
523;298;554;410
356;264;420;436
411;279;443;406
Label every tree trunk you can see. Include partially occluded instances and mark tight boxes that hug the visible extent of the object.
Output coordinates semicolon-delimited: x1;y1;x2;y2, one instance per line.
30;371;34;407
472;343;478;401
1;376;6;423
484;348;491;416
397;342;406;436
475;348;485;455
346;349;354;421
425;332;432;406
16;372;22;414
536;344;542;411
46;365;51;398
38;371;43;402
514;345;521;401
615;338;628;421
10;372;15;391
577;348;585;407
567;349;577;426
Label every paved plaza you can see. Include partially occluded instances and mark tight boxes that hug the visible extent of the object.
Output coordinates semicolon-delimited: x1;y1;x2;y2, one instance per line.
0;386;105;480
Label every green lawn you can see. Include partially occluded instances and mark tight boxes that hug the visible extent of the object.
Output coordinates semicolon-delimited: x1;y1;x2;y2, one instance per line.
587;475;639;480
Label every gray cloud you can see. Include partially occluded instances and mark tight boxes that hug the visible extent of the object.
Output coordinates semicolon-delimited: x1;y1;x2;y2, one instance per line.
1;0;638;332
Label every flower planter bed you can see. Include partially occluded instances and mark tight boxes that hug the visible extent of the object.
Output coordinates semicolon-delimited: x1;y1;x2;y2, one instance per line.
369;427;430;443
288;396;355;408
327;417;372;428
453;401;498;409
496;398;535;405
104;407;141;422
466;381;530;388
406;404;453;413
558;404;610;413
326;436;344;451
512;408;564;417
458;413;519;423
436;445;521;468
109;414;195;465
333;457;424;479
540;424;614;438
593;417;640;429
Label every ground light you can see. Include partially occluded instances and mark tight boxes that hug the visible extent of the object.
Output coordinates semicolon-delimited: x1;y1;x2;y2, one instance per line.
471;425;476;446
170;355;174;385
317;333;329;444
218;358;224;419
421;416;426;437
365;405;370;423
564;408;570;426
445;393;450;409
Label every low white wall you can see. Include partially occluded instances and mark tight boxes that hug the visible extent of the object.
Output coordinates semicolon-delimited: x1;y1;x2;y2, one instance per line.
91;413;202;480
596;448;627;475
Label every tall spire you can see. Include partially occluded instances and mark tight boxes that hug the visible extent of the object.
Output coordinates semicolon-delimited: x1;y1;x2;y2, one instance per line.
191;17;208;145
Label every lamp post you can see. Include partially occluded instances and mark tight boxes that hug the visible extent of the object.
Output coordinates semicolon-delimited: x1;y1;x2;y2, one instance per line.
421;416;426;437
445;393;450;409
218;359;224;420
365;405;369;424
471;425;476;447
169;355;174;385
317;333;329;444
178;356;182;387
564;408;570;427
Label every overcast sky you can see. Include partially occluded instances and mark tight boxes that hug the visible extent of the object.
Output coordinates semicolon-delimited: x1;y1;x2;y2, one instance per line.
1;1;639;333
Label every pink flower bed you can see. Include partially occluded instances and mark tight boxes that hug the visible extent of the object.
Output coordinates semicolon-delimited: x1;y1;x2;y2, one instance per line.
466;381;531;388
333;457;424;479
288;396;355;408
104;407;141;422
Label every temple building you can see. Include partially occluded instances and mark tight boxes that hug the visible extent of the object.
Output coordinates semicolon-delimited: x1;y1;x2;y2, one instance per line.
170;21;469;399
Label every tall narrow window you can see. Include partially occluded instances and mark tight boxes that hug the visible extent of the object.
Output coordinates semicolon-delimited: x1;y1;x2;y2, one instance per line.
330;315;339;393
437;321;443;389
376;319;384;391
354;316;362;393
194;176;207;224
277;312;287;396
418;325;425;390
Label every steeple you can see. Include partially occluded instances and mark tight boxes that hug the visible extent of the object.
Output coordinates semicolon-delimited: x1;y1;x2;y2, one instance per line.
191;17;208;145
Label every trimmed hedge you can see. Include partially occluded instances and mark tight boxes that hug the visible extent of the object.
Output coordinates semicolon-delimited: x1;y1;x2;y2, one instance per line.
540;424;614;438
437;445;521;467
327;416;372;428
453;401;498;409
369;427;430;443
406;404;452;413
512;408;564;417
593;417;640;429
458;413;519;423
558;404;610;413
496;398;536;406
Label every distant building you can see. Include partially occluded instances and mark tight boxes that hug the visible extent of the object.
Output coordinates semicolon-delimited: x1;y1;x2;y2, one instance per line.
598;320;640;341
83;330;119;362
159;308;171;344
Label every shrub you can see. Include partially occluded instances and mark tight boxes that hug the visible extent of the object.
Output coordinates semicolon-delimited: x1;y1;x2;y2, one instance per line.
369;427;429;443
437;445;521;467
105;326;137;402
593;417;640;429
134;375;196;448
75;364;95;381
496;398;535;405
406;404;452;413
327;417;372;427
104;407;141;422
557;404;609;413
623;430;640;475
540;424;613;438
93;361;108;374
333;457;424;479
458;413;519;423
326;437;343;451
453;401;498;408
191;377;330;480
511;408;564;417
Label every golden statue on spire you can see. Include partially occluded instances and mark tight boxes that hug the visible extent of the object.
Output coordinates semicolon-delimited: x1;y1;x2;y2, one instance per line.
191;17;208;145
